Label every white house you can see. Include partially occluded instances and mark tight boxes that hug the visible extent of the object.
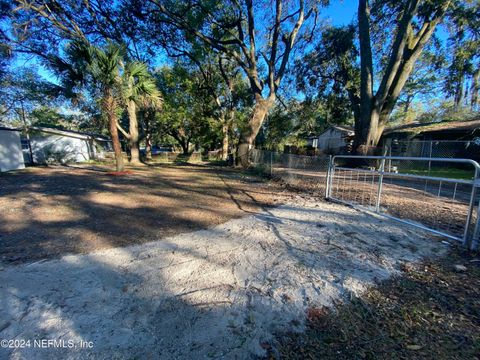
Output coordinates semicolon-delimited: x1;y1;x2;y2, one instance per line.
28;127;111;164
307;125;354;154
0;127;25;172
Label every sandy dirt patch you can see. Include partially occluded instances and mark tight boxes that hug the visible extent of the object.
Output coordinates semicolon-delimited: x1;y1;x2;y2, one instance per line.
0;165;287;265
0;197;445;359
269;167;477;241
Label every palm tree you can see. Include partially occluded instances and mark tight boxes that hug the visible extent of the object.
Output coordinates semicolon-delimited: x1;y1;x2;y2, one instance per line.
121;62;161;164
50;41;126;171
137;85;163;161
90;44;126;171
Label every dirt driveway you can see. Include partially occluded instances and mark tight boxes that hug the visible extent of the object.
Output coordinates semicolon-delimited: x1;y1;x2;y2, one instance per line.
0;193;444;359
0;164;286;265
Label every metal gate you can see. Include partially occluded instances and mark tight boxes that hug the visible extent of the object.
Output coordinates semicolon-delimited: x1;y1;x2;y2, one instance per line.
326;155;480;249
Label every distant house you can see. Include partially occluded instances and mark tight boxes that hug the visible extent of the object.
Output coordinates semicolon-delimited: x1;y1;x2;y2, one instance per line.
307;125;354;154
0;126;25;172
27;127;112;164
383;118;480;141
382;118;480;161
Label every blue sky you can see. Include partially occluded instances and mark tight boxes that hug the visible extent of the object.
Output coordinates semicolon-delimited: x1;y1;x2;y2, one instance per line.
321;0;449;41
16;0;359;82
13;0;448;87
323;0;357;26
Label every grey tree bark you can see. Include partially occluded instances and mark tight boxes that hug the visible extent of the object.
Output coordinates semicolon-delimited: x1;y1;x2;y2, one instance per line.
354;0;451;154
127;100;141;164
105;91;124;172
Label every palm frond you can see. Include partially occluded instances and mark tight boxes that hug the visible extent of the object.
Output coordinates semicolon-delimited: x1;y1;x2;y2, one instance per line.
121;61;163;108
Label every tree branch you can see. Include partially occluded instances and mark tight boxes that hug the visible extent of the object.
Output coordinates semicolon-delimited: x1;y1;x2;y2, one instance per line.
116;121;131;139
274;0;306;90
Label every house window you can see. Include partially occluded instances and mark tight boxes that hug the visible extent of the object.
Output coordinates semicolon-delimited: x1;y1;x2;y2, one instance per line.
312;139;318;148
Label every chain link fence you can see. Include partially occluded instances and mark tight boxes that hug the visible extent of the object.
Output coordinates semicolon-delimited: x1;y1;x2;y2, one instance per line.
250;149;330;192
151;152;204;163
327;156;480;248
384;139;480;162
251;148;480;249
379;140;480;181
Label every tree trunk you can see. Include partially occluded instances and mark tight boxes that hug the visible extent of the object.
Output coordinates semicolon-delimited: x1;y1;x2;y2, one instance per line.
354;106;381;155
454;73;465;109
471;68;479;110
127;99;141;164
145;114;152;160
356;0;375;155
221;112;230;161
106;96;124;172
355;0;449;154
237;94;275;167
181;141;189;155
20;101;35;165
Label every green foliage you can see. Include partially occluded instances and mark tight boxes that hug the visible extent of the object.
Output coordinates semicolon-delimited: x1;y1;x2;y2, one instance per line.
154;63;211;152
122;62;161;104
258;98;352;152
415;100;480;123
89;43;126;90
152;59;251;153
0;0;14;81
9;0;479;153
30;107;68;128
269;25;359;151
48;40;161;135
441;1;480;107
0;68;63;127
296;25;359;127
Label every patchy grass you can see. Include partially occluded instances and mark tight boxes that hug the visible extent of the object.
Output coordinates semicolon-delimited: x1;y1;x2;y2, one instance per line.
398;167;475;180
276;246;480;359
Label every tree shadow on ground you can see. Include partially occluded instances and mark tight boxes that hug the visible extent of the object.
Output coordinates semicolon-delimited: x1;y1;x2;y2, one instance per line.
0;196;447;359
277;246;480;359
0;164;286;265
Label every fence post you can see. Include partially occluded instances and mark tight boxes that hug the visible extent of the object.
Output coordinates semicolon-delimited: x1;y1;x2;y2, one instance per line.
388;145;392;172
270;151;273;177
428;141;433;174
464;167;479;247
471;194;480;250
325;155;331;198
326;155;335;199
466;171;480;250
375;157;386;212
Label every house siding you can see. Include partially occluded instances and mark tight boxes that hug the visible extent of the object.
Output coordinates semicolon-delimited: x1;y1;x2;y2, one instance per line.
310;127;353;154
0;129;25;172
30;133;95;164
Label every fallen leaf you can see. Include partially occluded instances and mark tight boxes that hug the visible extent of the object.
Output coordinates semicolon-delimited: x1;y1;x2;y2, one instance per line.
406;344;423;350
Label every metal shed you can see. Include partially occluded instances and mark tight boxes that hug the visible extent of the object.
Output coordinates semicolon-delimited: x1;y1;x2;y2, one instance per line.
0;127;25;172
28;127;111;164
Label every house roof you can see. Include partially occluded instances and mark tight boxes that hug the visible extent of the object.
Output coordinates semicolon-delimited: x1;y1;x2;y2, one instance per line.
331;125;354;133
384;118;480;136
0;126;21;132
31;126;109;141
308;125;354;138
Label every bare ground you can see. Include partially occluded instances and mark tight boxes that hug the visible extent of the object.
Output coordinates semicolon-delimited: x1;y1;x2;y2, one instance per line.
0;164;288;265
269;168;477;240
277;245;480;359
0;194;444;359
0;164;447;359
